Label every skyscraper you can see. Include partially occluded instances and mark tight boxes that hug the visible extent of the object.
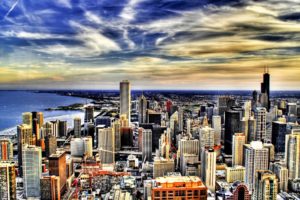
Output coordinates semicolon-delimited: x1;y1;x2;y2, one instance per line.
0;139;13;161
0;162;16;200
84;105;94;123
224;107;242;154
138;94;147;124
272;121;287;153
254;170;278;200
254;107;267;142
98;127;115;164
40;176;60;200
201;148;216;192
232;133;245;166
260;66;270;111
285;129;300;179
17;124;32;176
22;112;32;127
49;151;66;193
22;144;42;198
212;115;221;146
73;117;81;137
244;141;269;192
142;129;152;162
45;134;57;158
199;126;215;151
120;80;131;123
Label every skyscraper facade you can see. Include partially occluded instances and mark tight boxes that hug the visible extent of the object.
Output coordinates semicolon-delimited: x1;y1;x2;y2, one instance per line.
285;129;300;179
73;117;81;137
254;170;278;200
98;127;115;164
142;129;152;162
0;162;16;200
244;141;269;192
232;133;245;166
138;94;147;124
254;107;267;142
0;139;13;161
201;148;216;192
224;108;242;154
120;80;131;123
22;145;42;198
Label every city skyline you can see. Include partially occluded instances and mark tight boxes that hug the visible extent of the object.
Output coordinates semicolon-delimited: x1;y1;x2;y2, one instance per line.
0;0;300;90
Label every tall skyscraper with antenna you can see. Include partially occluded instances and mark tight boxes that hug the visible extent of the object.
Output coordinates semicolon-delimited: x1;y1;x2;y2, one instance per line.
260;66;270;111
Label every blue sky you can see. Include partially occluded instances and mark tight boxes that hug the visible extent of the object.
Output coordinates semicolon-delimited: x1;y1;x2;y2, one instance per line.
0;0;300;90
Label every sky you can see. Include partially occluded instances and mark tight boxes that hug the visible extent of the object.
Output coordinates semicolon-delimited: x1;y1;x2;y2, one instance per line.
0;0;300;90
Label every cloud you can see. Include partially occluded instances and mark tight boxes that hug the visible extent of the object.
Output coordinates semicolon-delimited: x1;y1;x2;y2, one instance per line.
56;0;72;9
120;0;144;21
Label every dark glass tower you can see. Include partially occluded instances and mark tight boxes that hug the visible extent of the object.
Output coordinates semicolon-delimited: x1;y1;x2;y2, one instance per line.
261;66;270;111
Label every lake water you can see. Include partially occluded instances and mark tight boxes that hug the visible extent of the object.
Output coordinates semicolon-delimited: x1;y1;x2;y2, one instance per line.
0;91;90;132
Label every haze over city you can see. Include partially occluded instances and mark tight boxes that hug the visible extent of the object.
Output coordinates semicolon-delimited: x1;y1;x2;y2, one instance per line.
0;0;300;90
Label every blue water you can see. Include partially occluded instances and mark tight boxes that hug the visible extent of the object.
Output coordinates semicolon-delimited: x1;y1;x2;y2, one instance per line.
0;91;89;131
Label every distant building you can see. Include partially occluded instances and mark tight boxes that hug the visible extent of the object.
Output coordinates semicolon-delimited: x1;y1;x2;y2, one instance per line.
22;112;33;127
254;107;267;142
212;115;221;145
224;107;242;154
138;94;147;124
272;121;287;153
84;105;94;123
120;80;131;123
73;117;81;137
22;145;42;198
45;134;57;158
199;126;215;150
58;120;67;137
0;162;16;200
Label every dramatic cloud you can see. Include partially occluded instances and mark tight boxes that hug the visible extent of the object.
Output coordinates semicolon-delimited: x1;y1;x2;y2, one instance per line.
0;0;300;90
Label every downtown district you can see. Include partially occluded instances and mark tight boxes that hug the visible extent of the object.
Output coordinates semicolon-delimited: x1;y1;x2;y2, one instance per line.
0;70;300;200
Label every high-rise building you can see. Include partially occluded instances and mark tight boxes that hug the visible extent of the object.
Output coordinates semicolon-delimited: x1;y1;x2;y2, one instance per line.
138;94;147;124
254;107;267;142
22;145;42;198
232;133;245;166
121;127;133;147
40;176;60;200
58;120;67;137
271;162;288;192
113;120;121;151
260;67;270;111
243;101;252;120
120;80;131;123
43;121;53;136
228;183;251;200
254;170;278;200
224;108;242;154
17;124;32;176
153;157;175;178
244;141;269;192
0;139;13;161
22;112;32;127
225;165;245;183
45;134;57;158
142;129;152;162
201;148;216;192
178;107;184;132
83;136;93;157
98;128;115;164
151;175;207;199
49;151;66;193
84;105;94;123
272;121;287;153
0;162;16;200
70;138;85;156
218;96;235;117
212;115;221;145
199;126;215;150
285;129;300;179
248;116;256;142
73;117;81;137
